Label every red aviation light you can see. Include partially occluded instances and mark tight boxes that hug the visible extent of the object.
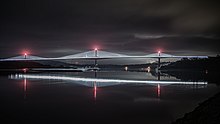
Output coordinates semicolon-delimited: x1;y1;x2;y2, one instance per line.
158;50;161;56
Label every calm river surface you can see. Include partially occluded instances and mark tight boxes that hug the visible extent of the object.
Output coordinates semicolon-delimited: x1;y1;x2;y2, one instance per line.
0;71;219;124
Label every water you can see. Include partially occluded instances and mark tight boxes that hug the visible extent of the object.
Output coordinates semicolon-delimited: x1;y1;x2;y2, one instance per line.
0;71;219;124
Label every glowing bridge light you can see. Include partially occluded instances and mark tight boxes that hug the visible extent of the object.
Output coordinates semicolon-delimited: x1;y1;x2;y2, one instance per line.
24;53;27;59
94;48;98;57
23;68;27;73
158;50;161;56
124;66;128;71
146;66;151;73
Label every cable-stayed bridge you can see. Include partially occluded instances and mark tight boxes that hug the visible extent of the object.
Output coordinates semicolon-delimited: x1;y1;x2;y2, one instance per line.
0;49;208;61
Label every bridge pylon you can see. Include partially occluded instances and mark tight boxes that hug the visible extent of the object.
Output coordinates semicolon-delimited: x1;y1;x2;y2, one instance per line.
94;48;98;67
158;51;161;70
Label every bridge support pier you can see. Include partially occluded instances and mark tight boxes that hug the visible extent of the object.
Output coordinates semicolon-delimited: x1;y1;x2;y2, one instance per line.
158;71;160;81
158;57;160;70
94;59;98;67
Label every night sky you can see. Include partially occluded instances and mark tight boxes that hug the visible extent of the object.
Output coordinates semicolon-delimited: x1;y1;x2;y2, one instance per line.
0;0;220;58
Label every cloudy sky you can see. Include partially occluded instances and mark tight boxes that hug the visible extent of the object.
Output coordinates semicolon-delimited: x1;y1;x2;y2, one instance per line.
0;0;219;58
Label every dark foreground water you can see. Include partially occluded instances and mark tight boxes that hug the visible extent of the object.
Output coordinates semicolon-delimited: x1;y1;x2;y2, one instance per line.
0;71;219;124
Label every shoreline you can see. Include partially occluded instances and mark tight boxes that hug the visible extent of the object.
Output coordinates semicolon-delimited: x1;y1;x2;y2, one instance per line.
172;92;220;124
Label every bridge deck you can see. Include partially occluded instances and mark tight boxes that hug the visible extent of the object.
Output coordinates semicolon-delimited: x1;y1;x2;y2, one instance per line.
0;50;208;61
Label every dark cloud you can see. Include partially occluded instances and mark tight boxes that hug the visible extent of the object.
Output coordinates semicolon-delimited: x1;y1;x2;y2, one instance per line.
0;0;219;58
134;34;220;40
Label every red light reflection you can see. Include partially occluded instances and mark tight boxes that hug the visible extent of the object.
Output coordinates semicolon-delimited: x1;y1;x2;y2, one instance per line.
23;68;27;73
94;82;97;100
24;78;27;92
24;78;27;99
157;84;160;98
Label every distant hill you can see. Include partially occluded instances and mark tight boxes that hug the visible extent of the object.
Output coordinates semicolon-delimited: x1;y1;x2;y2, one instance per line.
160;56;220;71
0;61;49;69
0;60;74;69
0;59;159;71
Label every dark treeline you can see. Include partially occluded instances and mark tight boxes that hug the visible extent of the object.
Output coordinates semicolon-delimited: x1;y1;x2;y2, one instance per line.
161;56;220;71
0;61;49;69
160;56;220;84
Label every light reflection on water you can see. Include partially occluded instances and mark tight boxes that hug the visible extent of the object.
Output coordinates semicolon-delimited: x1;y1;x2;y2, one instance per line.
1;71;219;124
9;71;208;101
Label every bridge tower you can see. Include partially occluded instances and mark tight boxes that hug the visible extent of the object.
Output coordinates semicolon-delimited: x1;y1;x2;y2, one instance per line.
94;48;98;67
158;51;161;70
24;53;27;59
